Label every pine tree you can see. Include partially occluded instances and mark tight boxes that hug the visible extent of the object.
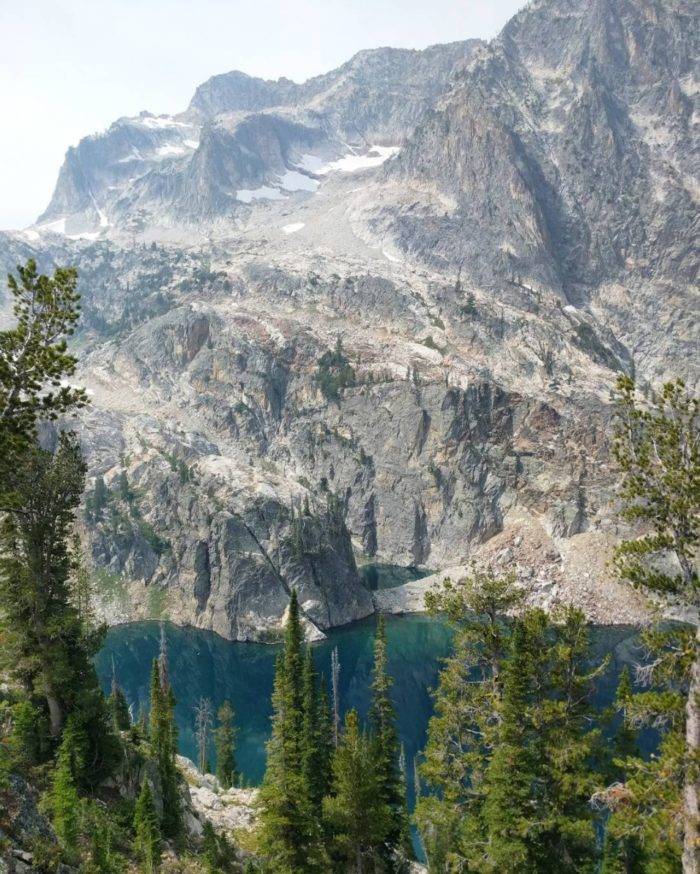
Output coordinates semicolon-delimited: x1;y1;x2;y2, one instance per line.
601;668;648;874
301;649;334;814
369;616;413;868
0;435;117;770
51;720;81;856
480;608;605;873
202;821;220;873
202;820;236;873
331;646;341;747
149;657;182;839
149;658;164;746
416;568;524;870
323;709;391;872
134;777;161;873
0;258;87;458
82;799;123;874
258;590;325;872
316;683;335;805
159;622;170;691
533;608;606;873
108;664;131;731
214;700;238;789
608;376;698;871
417;572;606;872
481;617;541;873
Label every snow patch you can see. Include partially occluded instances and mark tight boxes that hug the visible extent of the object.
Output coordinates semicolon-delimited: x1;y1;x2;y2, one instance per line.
297;145;400;177
295;154;327;174
382;248;401;263
156;143;187;157
40;218;66;235
326;146;400;173
282;223;305;234
184;139;199;149
277;169;318;192
118;149;142;163
236;186;287;203
67;230;101;241
138;114;192;130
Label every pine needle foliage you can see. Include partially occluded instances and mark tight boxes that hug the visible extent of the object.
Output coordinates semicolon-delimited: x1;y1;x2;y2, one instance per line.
369;616;413;868
214;700;238;789
323;709;392;872
149;656;182;840
134;777;161;873
0;259;87;457
417;568;606;872
604;376;699;871
258;590;327;872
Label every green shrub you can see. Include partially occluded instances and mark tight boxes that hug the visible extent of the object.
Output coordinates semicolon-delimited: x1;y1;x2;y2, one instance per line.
316;341;356;402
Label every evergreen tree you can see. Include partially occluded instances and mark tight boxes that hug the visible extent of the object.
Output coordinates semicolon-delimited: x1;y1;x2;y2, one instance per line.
0;258;87;458
601;668;648;874
202;820;236;873
608;376;698;871
416;568;523;870
109;685;131;732
369;616;412;868
481;617;541;873
108;666;131;731
214;700;238;789
149;658;164;748
301;649;334;814
331;646;341;747
9;698;50;767
316;682;335;805
81;799;123;874
323;709;391;872
51;719;81;856
148;656;182;839
195;696;214;773
417;571;606;872
258;590;325;872
134;777;161;873
533;608;606;872
0;438;110;743
84;475;109;522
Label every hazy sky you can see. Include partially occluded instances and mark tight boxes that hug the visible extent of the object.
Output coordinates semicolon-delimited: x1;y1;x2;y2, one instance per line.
0;0;524;230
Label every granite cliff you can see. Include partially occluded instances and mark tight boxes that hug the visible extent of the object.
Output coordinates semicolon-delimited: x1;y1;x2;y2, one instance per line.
0;0;696;639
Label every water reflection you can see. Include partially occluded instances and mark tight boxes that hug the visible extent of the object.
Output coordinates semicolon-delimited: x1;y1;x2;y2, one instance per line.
96;615;641;806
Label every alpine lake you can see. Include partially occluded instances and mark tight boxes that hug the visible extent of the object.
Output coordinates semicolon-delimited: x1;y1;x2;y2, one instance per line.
95;584;647;813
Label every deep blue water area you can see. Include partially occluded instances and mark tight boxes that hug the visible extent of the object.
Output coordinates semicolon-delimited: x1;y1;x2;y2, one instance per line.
96;614;643;811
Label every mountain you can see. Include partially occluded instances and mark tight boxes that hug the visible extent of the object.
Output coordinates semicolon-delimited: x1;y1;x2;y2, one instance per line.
2;0;696;640
379;0;698;382
38;41;481;230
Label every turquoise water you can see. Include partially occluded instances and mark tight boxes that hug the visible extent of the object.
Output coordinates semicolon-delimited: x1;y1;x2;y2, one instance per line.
96;615;643;809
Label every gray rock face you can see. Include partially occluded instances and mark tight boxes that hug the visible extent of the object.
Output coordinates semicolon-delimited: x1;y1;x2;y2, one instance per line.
38;41;481;230
188;42;480;128
381;0;698;384
2;0;697;638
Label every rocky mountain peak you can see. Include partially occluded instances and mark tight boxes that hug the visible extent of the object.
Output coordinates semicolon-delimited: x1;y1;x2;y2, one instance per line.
2;0;696;640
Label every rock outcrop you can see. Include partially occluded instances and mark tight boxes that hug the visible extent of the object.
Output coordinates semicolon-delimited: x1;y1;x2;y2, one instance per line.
177;756;258;839
1;0;696;638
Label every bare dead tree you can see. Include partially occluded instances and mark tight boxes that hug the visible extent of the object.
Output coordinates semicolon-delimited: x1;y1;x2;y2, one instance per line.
194;697;214;774
331;646;341;747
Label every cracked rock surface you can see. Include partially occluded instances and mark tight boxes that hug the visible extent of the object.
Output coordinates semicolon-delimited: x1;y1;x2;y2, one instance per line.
0;0;696;638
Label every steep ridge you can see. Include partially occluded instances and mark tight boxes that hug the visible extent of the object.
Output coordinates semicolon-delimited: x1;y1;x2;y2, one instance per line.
38;40;481;231
1;0;696;640
378;0;698;382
